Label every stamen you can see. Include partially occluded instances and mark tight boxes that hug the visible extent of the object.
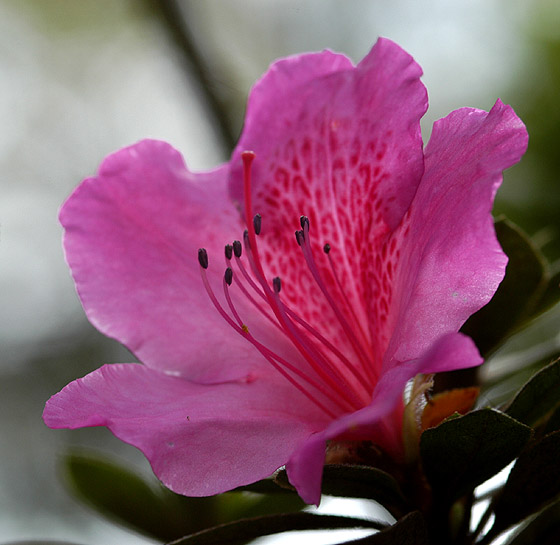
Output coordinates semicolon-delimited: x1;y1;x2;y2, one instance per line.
286;307;371;400
273;276;282;293
237;237;360;409
299;219;375;383
233;245;369;403
231;257;281;330
324;245;372;354
270;286;364;410
199;263;338;418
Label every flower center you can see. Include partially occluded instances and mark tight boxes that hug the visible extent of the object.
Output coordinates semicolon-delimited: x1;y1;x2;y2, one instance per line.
198;151;375;418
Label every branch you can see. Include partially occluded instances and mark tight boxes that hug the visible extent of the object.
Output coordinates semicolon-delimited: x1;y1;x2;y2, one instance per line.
148;0;237;155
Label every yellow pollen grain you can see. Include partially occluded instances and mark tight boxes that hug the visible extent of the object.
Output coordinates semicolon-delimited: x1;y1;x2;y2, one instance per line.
242;324;249;333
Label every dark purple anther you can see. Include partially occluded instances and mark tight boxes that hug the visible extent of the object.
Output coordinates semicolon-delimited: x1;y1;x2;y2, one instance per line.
273;276;282;293
198;248;209;269
225;244;233;260
233;240;242;258
253;214;262;235
224;267;233;286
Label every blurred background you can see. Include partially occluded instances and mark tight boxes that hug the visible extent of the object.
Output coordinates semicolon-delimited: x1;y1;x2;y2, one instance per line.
1;0;559;543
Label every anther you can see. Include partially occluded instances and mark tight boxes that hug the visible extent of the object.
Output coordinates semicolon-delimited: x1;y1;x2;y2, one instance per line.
300;215;309;230
233;240;242;258
273;276;282;293
243;229;250;248
323;243;331;254
225;244;233;260
253;214;262;235
224;267;233;286
295;230;305;246
198;248;209;269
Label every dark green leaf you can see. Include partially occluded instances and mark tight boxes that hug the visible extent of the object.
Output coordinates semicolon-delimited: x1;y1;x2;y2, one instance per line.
493;431;560;532
167;512;386;545
503;499;560;545
461;218;548;356
420;409;532;501
544;403;560;435
334;512;429;545
233;478;297;495
226;491;305;521
275;464;409;519
534;266;560;315
505;358;560;427
65;451;305;541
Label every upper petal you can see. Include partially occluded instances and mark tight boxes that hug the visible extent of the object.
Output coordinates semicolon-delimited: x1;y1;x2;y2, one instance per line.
228;38;428;367
384;100;528;365
43;363;326;496
61;139;277;382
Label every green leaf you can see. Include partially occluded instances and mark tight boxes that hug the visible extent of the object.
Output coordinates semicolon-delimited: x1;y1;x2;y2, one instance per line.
544;403;560;435
64;451;221;541
65;451;305;541
334;512;429;545
503;499;560;545
274;464;409;519
420;409;532;502
461;218;548;356
167;512;386;545
534;266;560;315
505;358;560;427
493;431;560;533
234;478;298;494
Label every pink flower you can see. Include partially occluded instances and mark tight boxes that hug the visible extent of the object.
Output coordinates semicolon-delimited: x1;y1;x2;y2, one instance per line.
43;38;527;505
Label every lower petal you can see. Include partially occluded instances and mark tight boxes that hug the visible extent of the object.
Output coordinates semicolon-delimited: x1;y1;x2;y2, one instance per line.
286;434;327;506
43;363;324;496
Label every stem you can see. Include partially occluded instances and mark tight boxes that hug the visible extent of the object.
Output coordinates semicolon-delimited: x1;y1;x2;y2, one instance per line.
147;0;237;154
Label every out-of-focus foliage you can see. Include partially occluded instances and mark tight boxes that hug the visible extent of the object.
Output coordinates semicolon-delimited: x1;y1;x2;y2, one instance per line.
496;4;560;261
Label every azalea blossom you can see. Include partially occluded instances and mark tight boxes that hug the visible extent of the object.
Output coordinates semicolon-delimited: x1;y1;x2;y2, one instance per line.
43;38;527;505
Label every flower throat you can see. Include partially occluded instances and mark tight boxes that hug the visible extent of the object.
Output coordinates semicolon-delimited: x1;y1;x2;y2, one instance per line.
198;151;376;418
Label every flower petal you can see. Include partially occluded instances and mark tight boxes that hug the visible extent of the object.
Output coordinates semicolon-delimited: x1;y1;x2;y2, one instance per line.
385;100;528;365
229;38;428;369
61;139;286;382
43;363;325;496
